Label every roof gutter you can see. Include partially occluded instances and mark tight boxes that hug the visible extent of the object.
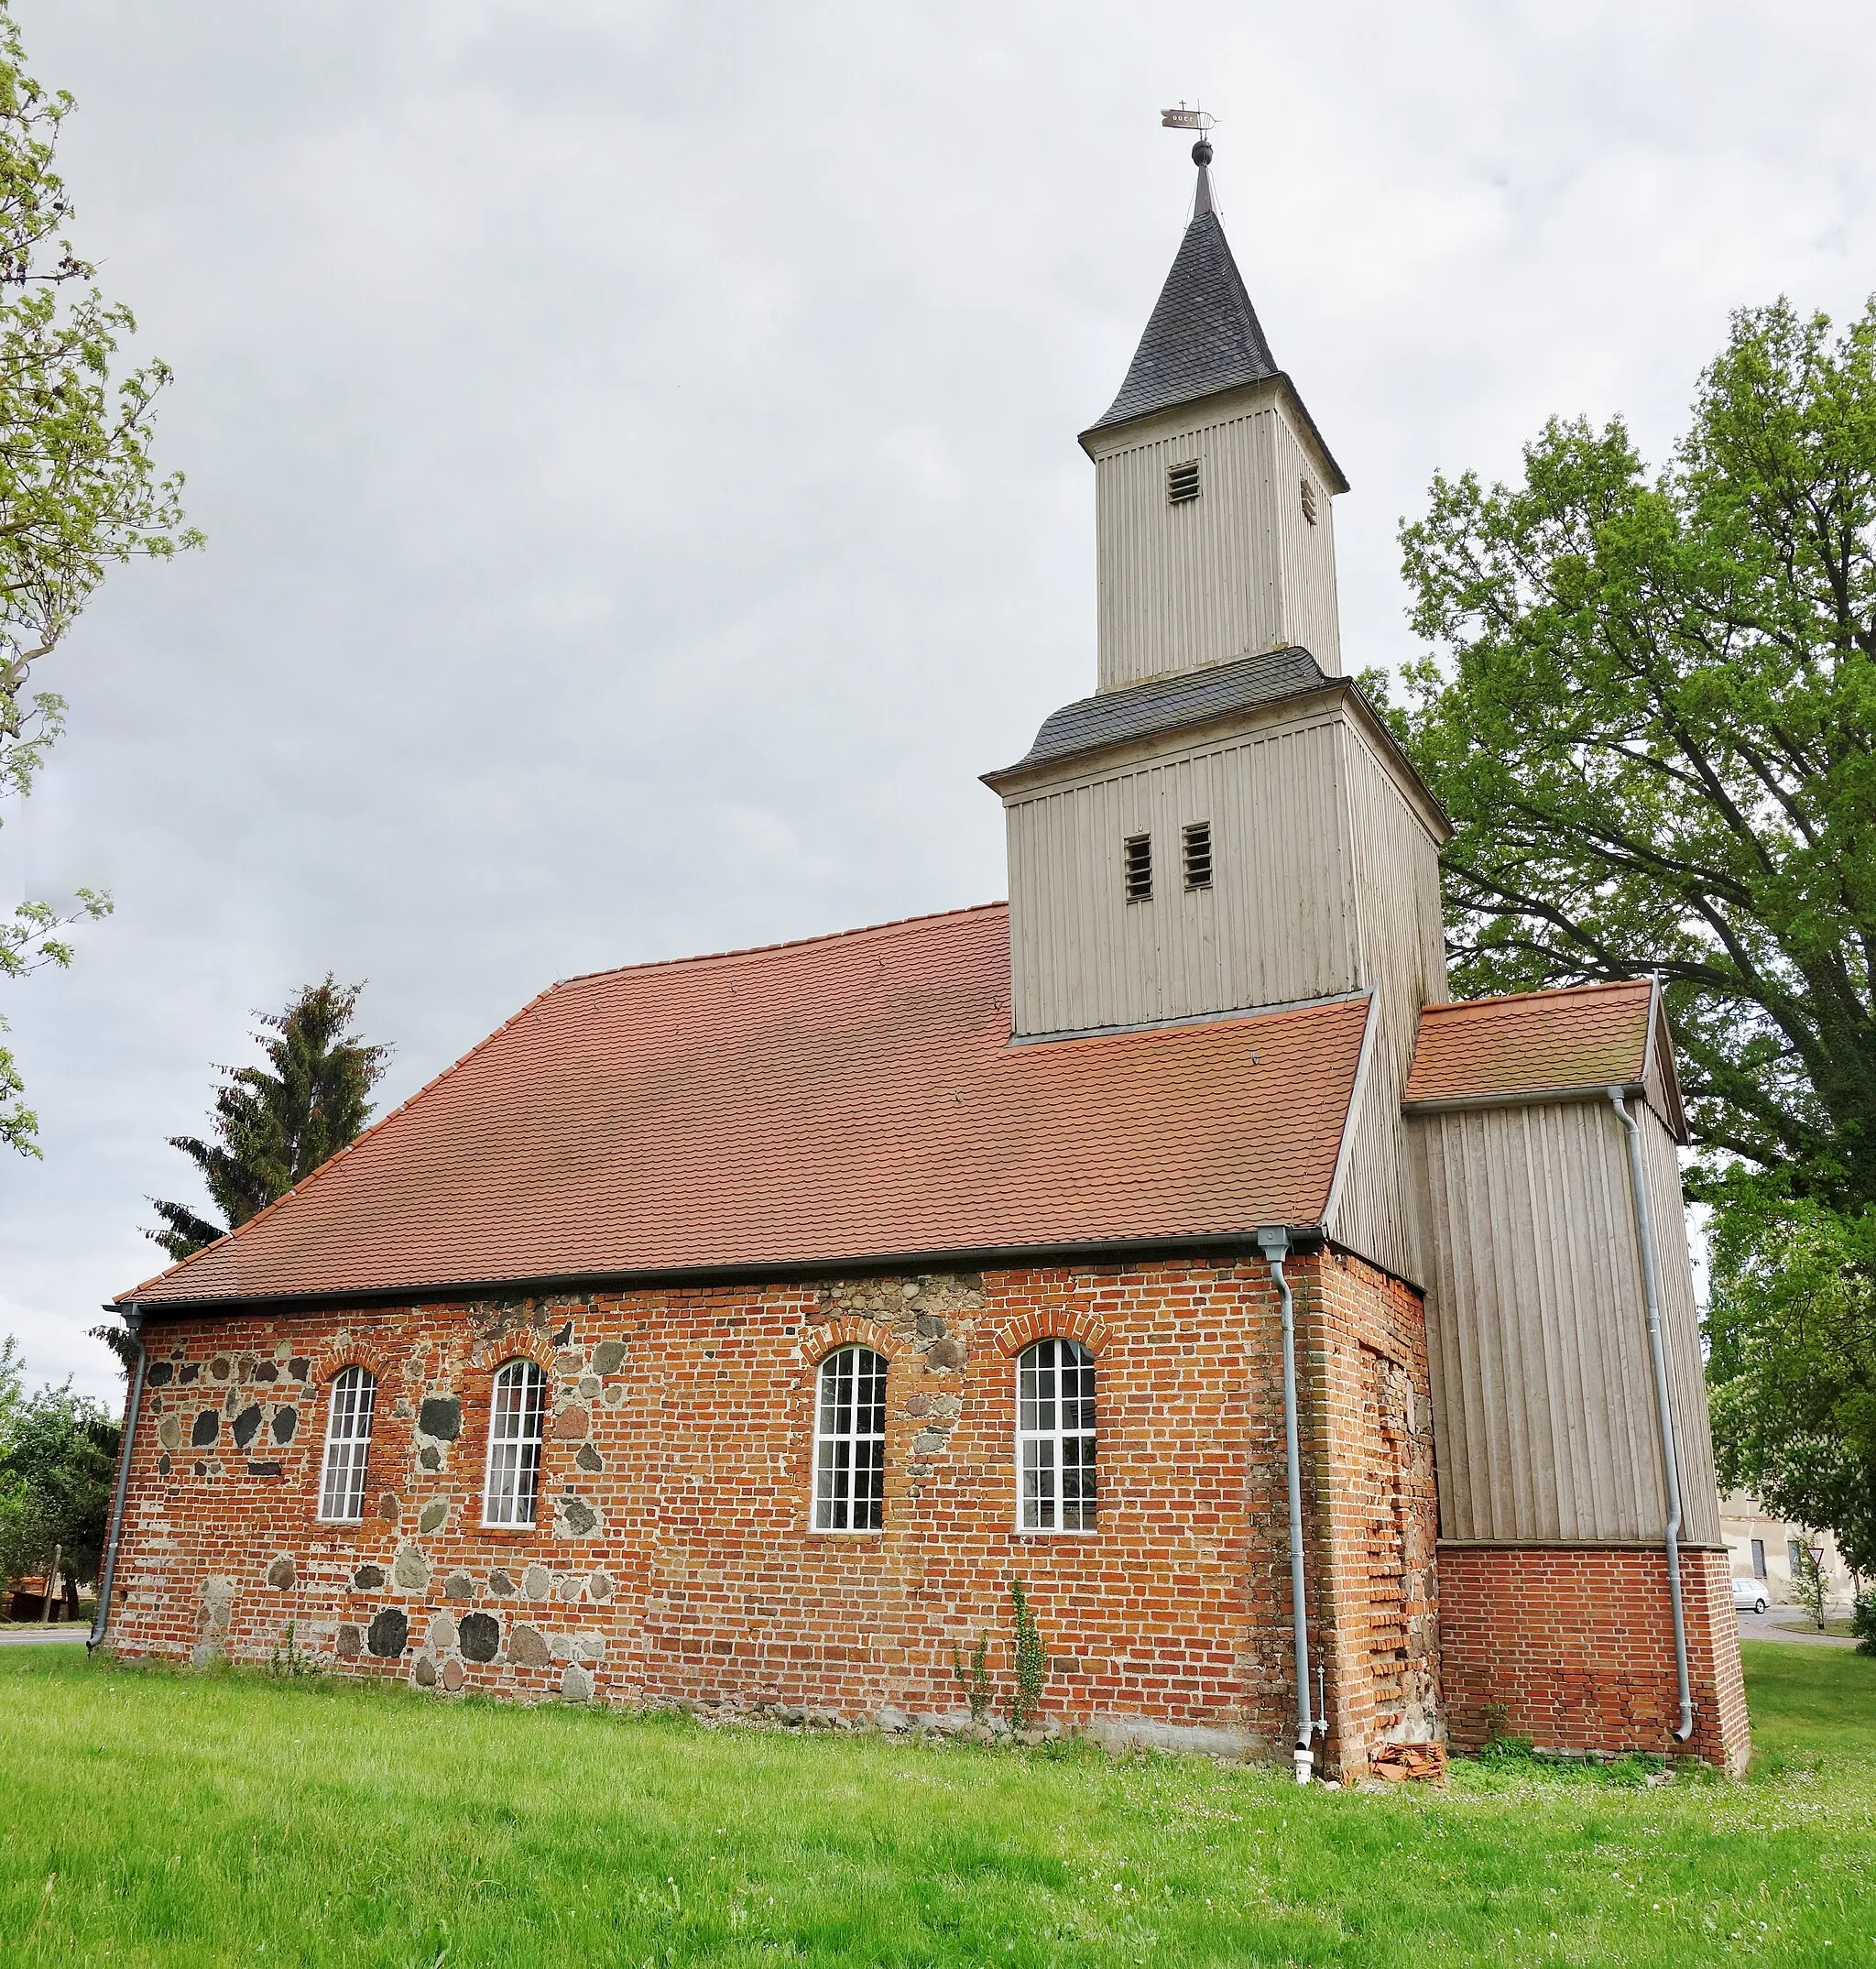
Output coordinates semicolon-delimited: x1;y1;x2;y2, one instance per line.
116;1227;1331;1319
1608;1087;1695;1745
88;1305;146;1656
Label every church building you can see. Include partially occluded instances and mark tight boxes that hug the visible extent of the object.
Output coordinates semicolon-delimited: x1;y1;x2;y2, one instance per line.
97;141;1748;1777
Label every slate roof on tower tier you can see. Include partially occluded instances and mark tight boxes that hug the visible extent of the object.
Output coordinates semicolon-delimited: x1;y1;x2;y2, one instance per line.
121;905;1373;1308
1088;209;1281;432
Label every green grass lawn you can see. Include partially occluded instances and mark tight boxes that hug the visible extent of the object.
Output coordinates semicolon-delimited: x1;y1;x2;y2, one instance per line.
0;1643;1871;1966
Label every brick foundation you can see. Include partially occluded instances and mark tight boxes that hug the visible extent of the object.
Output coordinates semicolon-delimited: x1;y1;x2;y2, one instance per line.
1437;1543;1749;1771
104;1252;1436;1775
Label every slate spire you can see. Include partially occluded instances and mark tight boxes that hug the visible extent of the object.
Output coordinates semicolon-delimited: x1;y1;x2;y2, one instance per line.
1089;138;1281;433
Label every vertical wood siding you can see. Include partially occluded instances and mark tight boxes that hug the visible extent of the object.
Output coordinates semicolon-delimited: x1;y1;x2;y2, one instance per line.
1642;1104;1721;1544
1007;708;1362;1035
1323;727;1451;1285
1410;1098;1721;1546
1094;390;1342;691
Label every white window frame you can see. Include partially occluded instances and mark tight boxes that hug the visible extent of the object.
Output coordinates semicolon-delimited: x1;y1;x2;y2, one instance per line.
482;1359;549;1528
812;1344;887;1533
317;1365;376;1523
1016;1338;1096;1534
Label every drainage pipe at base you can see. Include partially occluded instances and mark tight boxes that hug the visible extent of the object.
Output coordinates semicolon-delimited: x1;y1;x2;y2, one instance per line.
1608;1088;1695;1744
88;1307;146;1656
1258;1225;1315;1781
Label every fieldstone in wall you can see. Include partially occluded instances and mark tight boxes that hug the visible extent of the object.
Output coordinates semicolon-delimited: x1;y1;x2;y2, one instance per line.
335;1624;362;1660
146;1361;174;1387
191;1576;236;1667
459;1612;501;1663
588;1571;613;1603
233;1406;264;1450
442;1571;474;1601
179;1362;200;1384
428;1613;458;1653
392;1547;431;1592
289;1358;311;1382
414;1656;437;1688
211;1356;232;1381
925;1338;966;1371
418;1396;462;1440
574;1444;603;1472
253;1362;278;1384
157;1417;181;1450
267;1556;297;1590
561;1662;594;1703
191;1411;219;1448
507;1624;550;1668
522;1565;551;1601
593;1340;627;1375
552;1406;590;1442
555;1494;598;1537
353;1563;386;1591
488;1570;516;1598
442;1657;465;1692
418;1501;448;1535
271;1406;297;1445
419;1446;441;1471
379;1493;400;1525
366;1606;409;1657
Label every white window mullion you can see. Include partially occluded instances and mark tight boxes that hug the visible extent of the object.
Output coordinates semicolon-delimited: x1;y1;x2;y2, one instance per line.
1017;1340;1096;1533
318;1366;376;1522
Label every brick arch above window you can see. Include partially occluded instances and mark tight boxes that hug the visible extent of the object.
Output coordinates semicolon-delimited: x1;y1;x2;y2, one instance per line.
304;1341;402;1391
800;1317;903;1374
465;1329;560;1376
988;1307;1110;1359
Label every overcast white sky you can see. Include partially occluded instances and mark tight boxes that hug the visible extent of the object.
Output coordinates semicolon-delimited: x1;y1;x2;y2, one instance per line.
1;0;1870;1396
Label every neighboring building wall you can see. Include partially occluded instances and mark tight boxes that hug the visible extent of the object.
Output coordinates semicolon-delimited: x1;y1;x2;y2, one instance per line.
103;1253;1436;1774
1410;1095;1722;1547
1438;1546;1750;1773
1720;1493;1856;1606
1088;381;1342;689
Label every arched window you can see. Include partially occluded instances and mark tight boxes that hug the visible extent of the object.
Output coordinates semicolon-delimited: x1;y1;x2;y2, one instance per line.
318;1366;376;1522
482;1359;548;1527
1017;1339;1096;1532
813;1345;886;1531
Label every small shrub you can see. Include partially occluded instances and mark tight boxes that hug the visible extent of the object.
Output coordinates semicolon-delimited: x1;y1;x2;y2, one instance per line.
267;1621;318;1679
1853;1587;1876;1657
1791;1539;1830;1632
1477;1697;1516;1747
1008;1579;1046;1732
950;1635;991;1724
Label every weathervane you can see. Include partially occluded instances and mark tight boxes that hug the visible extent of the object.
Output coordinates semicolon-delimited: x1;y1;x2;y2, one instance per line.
1160;103;1217;213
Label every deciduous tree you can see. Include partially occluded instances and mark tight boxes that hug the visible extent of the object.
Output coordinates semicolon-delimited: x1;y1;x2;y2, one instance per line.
0;3;201;1154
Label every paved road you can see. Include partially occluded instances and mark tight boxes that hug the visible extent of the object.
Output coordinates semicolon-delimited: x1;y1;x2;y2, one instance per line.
1735;1606;1857;1648
0;1624;87;1646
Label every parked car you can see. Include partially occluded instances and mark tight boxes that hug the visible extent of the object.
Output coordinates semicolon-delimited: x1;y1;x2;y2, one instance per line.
1731;1577;1770;1614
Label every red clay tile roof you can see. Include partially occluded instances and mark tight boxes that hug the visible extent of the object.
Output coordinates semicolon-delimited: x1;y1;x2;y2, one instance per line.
123;905;1371;1307
1402;980;1654;1109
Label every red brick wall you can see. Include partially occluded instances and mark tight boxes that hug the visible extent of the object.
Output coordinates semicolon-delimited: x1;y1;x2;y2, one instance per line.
104;1251;1437;1771
1437;1543;1750;1770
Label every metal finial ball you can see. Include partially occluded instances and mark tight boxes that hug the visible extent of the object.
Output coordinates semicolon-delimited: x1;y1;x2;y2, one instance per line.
1192;139;1213;168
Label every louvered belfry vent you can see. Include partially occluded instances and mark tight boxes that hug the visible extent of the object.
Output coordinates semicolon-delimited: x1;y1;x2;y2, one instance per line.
1183;820;1214;890
1167;461;1201;505
1123;833;1153;902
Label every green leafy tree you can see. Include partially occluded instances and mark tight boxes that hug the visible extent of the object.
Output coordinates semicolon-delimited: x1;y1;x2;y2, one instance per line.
0;1377;119;1588
1387;298;1876;1568
1387;299;1876;1216
1705;1188;1876;1575
148;977;390;1262
0;3;200;1155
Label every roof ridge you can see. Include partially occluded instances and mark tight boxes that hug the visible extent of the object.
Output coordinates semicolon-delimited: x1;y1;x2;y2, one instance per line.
551;900;1009;990
1421;979;1651;1017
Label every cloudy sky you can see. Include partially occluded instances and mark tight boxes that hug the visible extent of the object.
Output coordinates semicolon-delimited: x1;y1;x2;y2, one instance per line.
2;0;1871;1397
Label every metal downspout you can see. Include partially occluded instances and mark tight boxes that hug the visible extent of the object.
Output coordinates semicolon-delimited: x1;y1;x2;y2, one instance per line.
1608;1088;1695;1743
1258;1225;1315;1781
88;1307;146;1656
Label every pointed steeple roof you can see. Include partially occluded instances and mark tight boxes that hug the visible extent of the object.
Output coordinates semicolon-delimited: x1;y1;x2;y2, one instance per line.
1090;196;1278;432
1084;142;1345;491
